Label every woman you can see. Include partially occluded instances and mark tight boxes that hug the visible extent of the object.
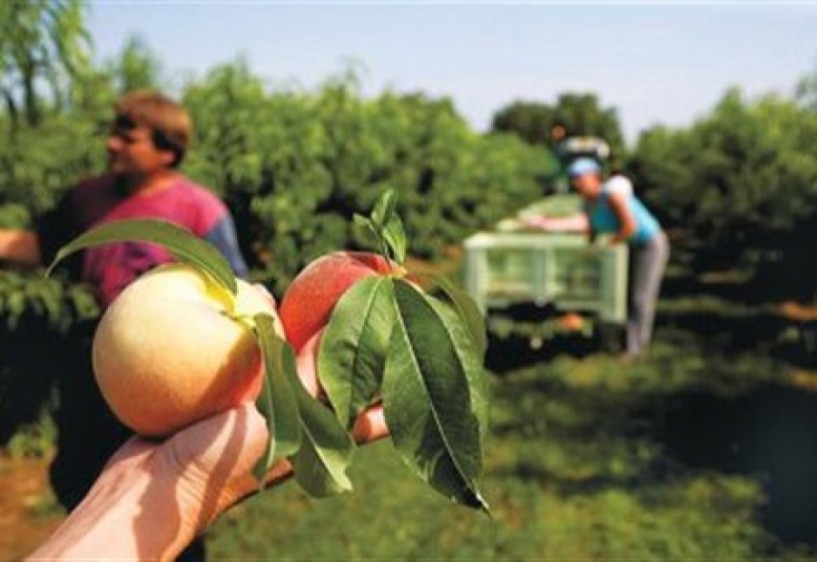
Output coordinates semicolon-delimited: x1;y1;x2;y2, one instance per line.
567;157;669;361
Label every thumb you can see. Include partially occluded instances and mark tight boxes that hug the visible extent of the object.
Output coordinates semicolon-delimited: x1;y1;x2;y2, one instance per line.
167;402;269;479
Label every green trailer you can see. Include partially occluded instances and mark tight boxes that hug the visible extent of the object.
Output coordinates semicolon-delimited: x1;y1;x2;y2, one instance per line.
462;194;629;345
463;231;628;322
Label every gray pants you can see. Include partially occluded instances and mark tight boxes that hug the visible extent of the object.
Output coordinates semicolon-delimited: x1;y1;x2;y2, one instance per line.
627;231;669;357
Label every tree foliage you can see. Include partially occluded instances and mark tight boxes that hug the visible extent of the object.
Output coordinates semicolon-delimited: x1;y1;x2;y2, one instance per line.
0;0;91;128
5;2;817;437
491;92;626;160
0;43;553;437
108;35;163;94
182;61;551;292
631;88;817;296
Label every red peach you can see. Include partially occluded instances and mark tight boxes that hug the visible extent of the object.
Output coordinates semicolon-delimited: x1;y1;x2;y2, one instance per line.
279;251;401;352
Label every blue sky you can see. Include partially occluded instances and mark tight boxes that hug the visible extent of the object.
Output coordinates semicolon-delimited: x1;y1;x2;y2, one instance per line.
86;2;817;144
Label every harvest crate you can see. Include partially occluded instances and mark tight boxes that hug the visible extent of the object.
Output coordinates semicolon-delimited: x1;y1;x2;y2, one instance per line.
462;231;628;325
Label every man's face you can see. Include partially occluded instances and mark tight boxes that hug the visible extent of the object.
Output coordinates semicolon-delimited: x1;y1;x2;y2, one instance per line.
106;118;174;177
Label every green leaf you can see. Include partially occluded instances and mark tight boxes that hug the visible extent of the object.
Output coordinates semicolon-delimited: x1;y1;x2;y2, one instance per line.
352;213;383;255
417;273;487;358
383;280;490;512
318;276;396;428
382;215;407;264
287;363;355;498
252;313;302;483
353;189;407;265
371;188;396;227
46;218;237;294
352;214;371;230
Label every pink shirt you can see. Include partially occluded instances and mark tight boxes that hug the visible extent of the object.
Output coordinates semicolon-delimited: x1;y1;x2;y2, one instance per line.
65;174;231;307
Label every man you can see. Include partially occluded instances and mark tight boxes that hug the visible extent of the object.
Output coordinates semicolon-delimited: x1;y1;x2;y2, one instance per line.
0;89;248;561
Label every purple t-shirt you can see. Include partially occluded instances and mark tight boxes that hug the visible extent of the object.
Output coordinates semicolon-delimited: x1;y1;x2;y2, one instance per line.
39;173;248;307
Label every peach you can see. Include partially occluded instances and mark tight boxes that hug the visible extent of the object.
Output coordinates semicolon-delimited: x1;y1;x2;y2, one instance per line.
279;251;401;352
559;312;584;332
92;263;280;437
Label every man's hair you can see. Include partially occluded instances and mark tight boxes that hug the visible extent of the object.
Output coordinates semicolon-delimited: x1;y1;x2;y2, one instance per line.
114;90;192;167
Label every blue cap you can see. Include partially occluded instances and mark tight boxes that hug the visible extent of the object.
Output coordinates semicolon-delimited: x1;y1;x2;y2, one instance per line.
566;157;601;178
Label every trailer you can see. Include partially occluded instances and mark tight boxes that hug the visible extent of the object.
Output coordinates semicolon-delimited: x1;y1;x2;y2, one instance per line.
462;194;629;348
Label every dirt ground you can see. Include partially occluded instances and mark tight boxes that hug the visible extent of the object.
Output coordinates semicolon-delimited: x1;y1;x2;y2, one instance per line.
0;453;64;560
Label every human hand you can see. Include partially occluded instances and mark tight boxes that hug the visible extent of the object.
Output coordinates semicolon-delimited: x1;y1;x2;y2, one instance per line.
520;214;589;233
219;327;388;514
26;403;269;561
518;215;551;230
28;323;388;561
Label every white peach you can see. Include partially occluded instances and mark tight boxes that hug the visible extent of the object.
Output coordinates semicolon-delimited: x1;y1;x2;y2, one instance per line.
92;263;280;436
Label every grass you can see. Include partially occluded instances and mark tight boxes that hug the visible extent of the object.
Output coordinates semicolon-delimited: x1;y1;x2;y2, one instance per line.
207;290;817;560
4;276;815;560
5;407;57;460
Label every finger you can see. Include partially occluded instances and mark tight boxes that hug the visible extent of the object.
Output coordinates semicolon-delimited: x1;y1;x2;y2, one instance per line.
294;328;322;397
165;402;268;478
352;402;389;444
104;435;155;469
163;403;272;533
216;455;295;519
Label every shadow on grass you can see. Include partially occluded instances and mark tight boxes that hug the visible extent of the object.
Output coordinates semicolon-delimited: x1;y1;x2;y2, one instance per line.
644;383;817;544
662;271;816;370
485;333;590;374
487;295;817;548
656;298;817;543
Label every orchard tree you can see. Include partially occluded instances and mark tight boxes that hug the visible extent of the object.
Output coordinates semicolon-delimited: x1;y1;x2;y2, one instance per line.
491;101;554;146
634;88;817;237
491;92;626;159
69;35;166;135
631;87;817;293
551;92;625;155
794;63;817;113
109;35;164;94
0;0;91;128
